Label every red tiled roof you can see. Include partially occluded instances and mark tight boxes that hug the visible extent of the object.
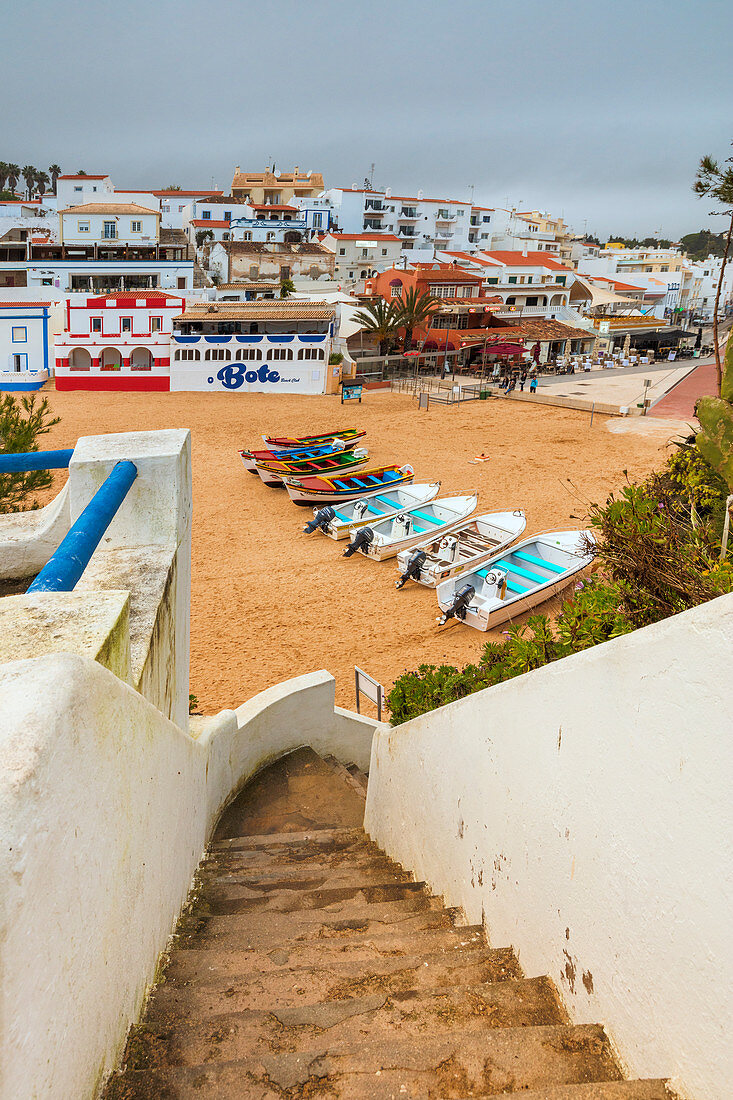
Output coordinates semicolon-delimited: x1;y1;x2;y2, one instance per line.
58;174;108;180
190;219;231;228
579;274;645;293
479;251;572;271
250;204;299;212
0;301;52;308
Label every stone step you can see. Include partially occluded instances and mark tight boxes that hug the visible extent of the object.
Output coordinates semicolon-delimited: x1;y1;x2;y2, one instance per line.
209;846;406;879
124;977;566;1070
211;826;369;855
200;877;433;916
201;861;414;894
475;1083;675;1099
150;945;521;1016
321;755;368;800
128;1023;625;1097
178;919;486;962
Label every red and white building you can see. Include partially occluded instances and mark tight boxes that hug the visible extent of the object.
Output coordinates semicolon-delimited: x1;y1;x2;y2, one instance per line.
54;290;184;391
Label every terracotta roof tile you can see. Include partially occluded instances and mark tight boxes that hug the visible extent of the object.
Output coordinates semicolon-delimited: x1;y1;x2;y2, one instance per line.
174;301;335;321
60;202;160;216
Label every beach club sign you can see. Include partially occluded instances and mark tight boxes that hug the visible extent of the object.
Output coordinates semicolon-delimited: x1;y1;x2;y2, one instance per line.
168;340;328;394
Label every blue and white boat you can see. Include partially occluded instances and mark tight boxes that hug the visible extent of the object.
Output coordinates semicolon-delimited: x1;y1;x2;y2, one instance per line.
343;494;478;560
436;529;594;630
304;482;442;538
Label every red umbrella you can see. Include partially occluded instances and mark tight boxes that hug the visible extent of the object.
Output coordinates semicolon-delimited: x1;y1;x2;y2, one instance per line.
486;342;526;356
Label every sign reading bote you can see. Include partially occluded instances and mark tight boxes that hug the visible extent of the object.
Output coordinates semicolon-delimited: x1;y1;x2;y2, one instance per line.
168;362;327;394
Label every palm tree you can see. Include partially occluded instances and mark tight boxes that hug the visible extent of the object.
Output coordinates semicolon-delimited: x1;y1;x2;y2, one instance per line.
48;164;62;193
22;165;36;198
352;298;402;355
395;288;439;351
694;149;733;395
279;277;296;299
6;164;20;194
0;162;9;192
35;171;50;199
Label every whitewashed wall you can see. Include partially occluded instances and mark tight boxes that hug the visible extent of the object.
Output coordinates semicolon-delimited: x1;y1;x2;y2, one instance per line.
365;594;733;1100
0;661;377;1100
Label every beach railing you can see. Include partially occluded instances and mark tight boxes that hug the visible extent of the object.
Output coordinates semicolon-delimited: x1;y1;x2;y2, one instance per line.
0;448;74;473
27;460;138;593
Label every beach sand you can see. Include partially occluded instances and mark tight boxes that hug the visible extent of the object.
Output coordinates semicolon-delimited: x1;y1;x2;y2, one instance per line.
34;388;678;715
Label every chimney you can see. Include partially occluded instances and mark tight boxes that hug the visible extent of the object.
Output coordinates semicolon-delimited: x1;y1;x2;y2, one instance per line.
417;189;424;200
235;166;240;175
522;243;528;257
293;165;299;177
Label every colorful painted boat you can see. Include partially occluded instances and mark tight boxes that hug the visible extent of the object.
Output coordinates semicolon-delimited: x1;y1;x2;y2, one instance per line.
435;529;594;631
263;428;366;449
285;464;415;505
304;482;442;538
395;511;526;588
239;439;359;473
344;494;478;560
255;447;369;487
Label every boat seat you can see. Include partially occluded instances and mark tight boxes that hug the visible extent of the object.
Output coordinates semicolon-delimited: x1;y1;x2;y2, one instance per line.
334;480;351;489
514;549;566;574
383;470;400;481
365;476;382;484
350;478;367;488
375;495;401;508
365;502;385;515
332;509;353;522
409;509;441;526
493;558;546;585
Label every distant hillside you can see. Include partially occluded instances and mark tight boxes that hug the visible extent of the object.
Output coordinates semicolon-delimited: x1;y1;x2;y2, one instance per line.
600;229;726;260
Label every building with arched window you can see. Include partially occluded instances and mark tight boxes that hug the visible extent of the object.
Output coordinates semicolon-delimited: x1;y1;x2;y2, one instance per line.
170;300;337;394
54;290;184;390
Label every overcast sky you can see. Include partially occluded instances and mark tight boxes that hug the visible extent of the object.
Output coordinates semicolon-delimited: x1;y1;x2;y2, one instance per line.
4;0;732;238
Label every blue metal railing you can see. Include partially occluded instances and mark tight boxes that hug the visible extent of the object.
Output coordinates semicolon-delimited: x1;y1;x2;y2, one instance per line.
0;448;74;473
28;461;138;593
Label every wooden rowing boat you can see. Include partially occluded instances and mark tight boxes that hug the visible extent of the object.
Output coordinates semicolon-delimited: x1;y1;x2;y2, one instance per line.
239;440;358;473
255;447;369;487
285;464;415;504
262;428;366;449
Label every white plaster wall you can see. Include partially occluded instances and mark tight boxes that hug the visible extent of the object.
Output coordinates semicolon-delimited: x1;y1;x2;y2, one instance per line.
0;660;377;1100
365;594;733;1100
0;481;70;579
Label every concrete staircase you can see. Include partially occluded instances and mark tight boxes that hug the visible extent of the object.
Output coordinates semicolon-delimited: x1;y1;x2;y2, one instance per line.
103;748;677;1099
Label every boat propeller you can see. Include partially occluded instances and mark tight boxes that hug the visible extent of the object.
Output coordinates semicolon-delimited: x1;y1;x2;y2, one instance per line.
436;582;476;625
343;526;374;557
396;549;427;589
303;505;335;534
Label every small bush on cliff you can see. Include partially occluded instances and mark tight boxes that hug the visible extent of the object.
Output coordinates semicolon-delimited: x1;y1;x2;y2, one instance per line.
0;393;61;514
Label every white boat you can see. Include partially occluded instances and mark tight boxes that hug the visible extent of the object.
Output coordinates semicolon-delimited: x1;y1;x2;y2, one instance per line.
344;494;478;561
435;529;594;631
304;482;442;538
395;510;526;588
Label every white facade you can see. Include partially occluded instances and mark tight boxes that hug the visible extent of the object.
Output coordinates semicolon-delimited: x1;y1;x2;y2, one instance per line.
320;232;402;285
60;205;160;247
0;302;50;389
55;175;115;210
10;260;194;294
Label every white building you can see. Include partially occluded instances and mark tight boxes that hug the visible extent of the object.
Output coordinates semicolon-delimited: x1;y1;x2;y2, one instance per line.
170;300;338;393
319;232;402;286
54;290;184;391
0;300;51;390
60;203;161;247
437;250;580;314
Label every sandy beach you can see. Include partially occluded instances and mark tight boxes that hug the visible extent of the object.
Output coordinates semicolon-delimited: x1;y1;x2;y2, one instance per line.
34;388;681;714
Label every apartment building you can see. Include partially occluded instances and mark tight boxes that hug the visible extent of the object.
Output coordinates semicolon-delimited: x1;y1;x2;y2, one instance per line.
320;232;402;285
231;167;325;205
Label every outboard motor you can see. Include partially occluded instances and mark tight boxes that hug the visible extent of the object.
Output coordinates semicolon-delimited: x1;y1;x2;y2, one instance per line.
344;526;374;557
303;505;335;534
438;534;459;561
352;498;370;521
396;548;427;589
436;583;476;625
391;513;412;539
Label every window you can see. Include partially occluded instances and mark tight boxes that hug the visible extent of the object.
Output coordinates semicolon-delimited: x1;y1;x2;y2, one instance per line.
381;248;387;256
177;278;186;290
297;347;324;360
12;353;28;371
339;248;346;256
391;285;402;298
508;276;517;284
175;348;200;361
223;232;230;241
151;316;162;332
205;348;231;361
242;231;252;241
268;348;293;361
483;215;490;223
11;326;27;342
74;186;83;192
235;348;262;360
487;277;499;285
92;186;97;192
457;209;464;216
361;249;369;259
162;204;170;212
41;278;53;286
91;317;103;333
224;211;232;221
121;317;132;332
280;266;291;279
556;276;566;286
312;213;322;228
249;265;259;279
77;220;90;232
130;220;142;232
348;272;354;278
103;221;117;239
201;210;211;220
267;232;276;242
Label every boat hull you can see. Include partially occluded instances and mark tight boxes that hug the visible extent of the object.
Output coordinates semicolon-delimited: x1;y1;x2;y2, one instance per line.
240;441;357;472
263;428;365;449
396;511;527;586
255;451;369;486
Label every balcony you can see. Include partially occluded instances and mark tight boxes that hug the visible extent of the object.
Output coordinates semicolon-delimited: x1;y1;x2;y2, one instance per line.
398;209;419;220
398;227;418;238
364;202;385;214
435;212;457;222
